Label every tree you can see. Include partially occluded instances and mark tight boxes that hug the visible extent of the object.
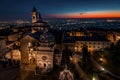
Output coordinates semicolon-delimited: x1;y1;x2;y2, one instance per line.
82;44;90;66
110;42;115;50
116;40;120;52
61;45;71;66
82;44;93;72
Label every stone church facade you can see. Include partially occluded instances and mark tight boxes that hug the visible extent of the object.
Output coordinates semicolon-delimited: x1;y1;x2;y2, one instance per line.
20;6;62;80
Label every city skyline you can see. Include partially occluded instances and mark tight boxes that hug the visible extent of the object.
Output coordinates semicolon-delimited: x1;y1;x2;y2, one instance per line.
0;1;120;80
0;0;120;21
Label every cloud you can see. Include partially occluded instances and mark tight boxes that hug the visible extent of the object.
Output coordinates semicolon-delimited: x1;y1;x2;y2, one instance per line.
79;12;86;15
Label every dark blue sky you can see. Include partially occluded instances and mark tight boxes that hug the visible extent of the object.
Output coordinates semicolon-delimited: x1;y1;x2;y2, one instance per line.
0;0;120;21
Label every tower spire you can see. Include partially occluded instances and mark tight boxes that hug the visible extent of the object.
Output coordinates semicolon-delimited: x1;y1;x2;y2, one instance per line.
32;5;37;12
39;13;41;19
38;13;42;21
32;5;38;24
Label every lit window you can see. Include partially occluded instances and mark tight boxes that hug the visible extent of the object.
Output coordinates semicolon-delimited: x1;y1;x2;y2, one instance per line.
28;42;32;47
85;42;87;44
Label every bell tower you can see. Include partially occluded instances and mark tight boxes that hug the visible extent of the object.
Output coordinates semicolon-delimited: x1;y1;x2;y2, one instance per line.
32;6;38;24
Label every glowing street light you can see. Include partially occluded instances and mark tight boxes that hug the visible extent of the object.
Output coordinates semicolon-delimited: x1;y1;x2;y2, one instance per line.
101;67;105;71
99;57;107;65
92;77;96;80
100;58;103;61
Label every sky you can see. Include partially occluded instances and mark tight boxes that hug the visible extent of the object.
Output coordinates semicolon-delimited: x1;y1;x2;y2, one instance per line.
0;0;120;21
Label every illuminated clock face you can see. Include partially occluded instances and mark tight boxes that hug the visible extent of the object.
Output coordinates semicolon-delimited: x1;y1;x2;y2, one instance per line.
42;56;47;61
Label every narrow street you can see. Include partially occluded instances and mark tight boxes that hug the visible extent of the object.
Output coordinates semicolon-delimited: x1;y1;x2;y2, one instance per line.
74;62;90;80
71;55;90;80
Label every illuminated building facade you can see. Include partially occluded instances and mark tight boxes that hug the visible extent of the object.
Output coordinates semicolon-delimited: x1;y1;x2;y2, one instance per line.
75;40;111;52
68;27;88;37
107;32;120;44
59;66;74;80
19;7;63;79
20;30;55;73
63;36;111;52
32;6;48;27
32;6;38;24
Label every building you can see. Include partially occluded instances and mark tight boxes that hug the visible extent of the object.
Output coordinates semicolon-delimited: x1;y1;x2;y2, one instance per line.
59;66;74;80
54;49;62;66
32;6;48;27
68;27;88;37
19;7;62;79
107;32;120;44
75;37;111;52
63;36;111;52
32;6;38;24
20;30;55;71
0;32;20;42
0;38;6;57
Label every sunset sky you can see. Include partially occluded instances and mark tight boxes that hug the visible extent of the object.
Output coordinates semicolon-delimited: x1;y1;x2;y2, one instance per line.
0;0;120;21
47;11;120;18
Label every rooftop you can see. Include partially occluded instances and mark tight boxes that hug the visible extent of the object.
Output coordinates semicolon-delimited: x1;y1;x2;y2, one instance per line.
64;36;110;43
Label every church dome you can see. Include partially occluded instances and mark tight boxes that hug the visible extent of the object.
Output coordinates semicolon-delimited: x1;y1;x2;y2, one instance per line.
39;32;55;43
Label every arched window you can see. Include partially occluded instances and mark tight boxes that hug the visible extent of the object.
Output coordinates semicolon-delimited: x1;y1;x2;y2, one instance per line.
44;63;46;68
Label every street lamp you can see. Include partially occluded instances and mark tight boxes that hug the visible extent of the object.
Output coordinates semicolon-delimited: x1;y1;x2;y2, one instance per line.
92;77;96;80
92;74;98;80
74;46;78;52
99;57;106;65
101;67;105;71
99;58;103;62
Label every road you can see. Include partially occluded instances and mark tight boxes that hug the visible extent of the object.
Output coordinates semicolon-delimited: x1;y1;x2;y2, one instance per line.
74;62;90;80
91;58;120;79
72;55;90;80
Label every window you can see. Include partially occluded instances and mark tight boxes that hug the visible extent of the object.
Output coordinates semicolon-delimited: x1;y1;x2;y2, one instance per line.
48;64;51;67
89;46;91;48
28;42;32;48
44;63;46;68
85;42;87;44
89;42;91;44
42;56;47;61
102;43;104;45
93;43;96;45
98;43;100;45
81;42;83;44
38;62;41;66
33;16;35;19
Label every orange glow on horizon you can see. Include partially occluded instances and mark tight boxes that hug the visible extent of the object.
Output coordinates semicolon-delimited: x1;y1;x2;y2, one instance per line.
47;11;120;18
